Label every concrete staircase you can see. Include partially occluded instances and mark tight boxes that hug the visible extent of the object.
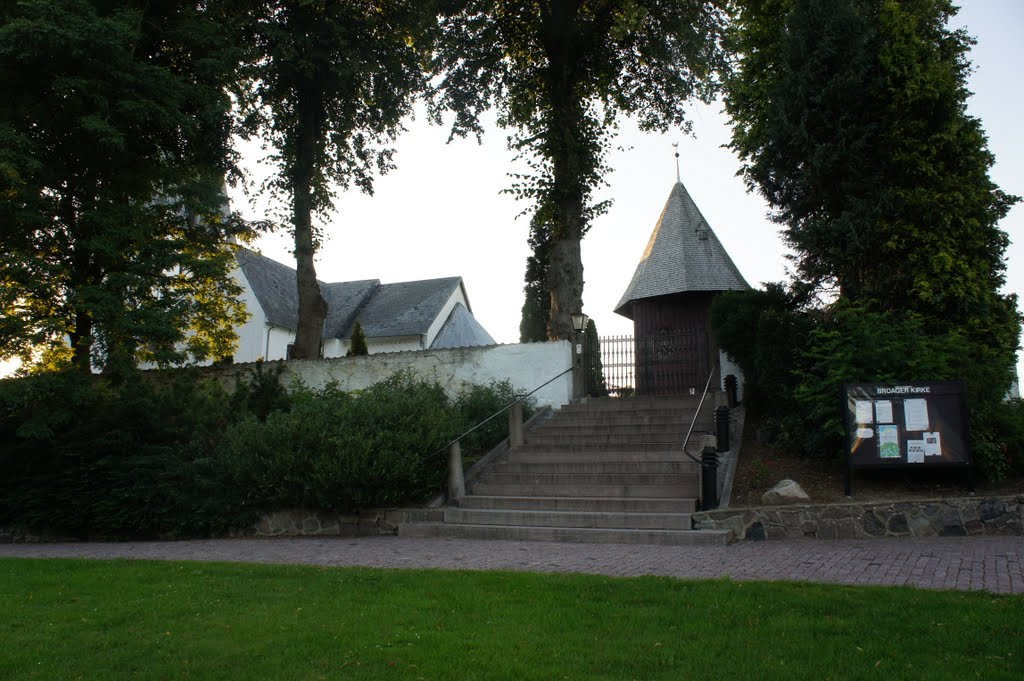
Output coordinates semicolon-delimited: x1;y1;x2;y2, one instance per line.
399;396;731;545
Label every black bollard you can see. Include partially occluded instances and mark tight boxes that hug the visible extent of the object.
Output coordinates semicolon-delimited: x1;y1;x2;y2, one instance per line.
724;374;738;407
715;405;730;453
701;445;719;511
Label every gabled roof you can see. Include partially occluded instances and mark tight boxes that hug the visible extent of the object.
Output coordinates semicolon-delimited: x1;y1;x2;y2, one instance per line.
430;302;496;349
614;181;749;319
356;277;464;339
323;280;381;338
236;248;379;334
236;248;482;342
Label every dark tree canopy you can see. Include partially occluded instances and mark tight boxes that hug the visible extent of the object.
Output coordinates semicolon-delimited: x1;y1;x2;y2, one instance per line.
719;0;1022;471
518;234;551;343
433;0;730;339
0;0;250;374
237;0;433;359
726;0;1018;329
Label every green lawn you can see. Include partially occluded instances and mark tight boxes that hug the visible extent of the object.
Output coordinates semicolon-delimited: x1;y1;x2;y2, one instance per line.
2;558;1020;680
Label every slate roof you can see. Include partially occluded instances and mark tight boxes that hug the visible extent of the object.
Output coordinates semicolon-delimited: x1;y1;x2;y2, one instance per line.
614;181;749;319
430;303;496;349
355;277;464;339
235;248;482;342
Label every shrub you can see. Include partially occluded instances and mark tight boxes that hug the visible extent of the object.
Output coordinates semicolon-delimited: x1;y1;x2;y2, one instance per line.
714;289;1021;481
346;320;369;356
219;371;462;512
230;360;290;420
0;367;549;536
0;371;254;538
453;378;536;460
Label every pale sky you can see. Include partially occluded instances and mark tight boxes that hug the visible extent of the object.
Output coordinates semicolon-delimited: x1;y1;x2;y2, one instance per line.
2;1;1018;378
233;0;1023;364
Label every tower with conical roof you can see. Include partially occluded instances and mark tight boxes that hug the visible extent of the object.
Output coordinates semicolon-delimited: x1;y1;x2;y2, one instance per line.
614;181;748;396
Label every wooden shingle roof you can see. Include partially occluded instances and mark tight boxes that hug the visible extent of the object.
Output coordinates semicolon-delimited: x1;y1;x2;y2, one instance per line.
614;181;748;319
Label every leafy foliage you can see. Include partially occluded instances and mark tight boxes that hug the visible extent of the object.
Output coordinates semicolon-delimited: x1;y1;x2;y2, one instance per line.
220;371;532;512
0;370;253;538
432;0;730;338
0;0;252;374
519;242;551;343
711;285;810;412
346;320;369;356
453;378;537;459
584;318;607;397
235;0;433;359
717;0;1021;479
0;367;535;536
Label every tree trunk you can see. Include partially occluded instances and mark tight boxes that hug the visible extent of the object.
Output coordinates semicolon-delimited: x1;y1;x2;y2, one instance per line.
540;0;587;341
69;309;92;375
546;233;584;340
289;53;328;360
291;186;326;359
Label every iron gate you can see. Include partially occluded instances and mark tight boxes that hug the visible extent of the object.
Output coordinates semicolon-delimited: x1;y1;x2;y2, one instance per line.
586;332;710;397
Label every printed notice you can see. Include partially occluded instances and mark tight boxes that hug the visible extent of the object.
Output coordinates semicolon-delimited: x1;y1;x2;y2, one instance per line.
878;425;900;459
855;400;874;424
924;431;942;457
907;440;925;463
874;400;894;424
903;398;930;431
856;427;874;439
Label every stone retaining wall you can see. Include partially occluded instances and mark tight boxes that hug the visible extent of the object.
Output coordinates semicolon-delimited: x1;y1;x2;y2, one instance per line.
693;495;1023;542
230;509;443;538
1;509;444;543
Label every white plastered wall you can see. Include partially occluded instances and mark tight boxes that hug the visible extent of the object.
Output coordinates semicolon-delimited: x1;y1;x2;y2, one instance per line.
208;341;573;408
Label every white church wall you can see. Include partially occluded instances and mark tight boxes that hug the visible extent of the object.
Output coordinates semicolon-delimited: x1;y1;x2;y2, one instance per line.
231;267;271;364
209;341;573;408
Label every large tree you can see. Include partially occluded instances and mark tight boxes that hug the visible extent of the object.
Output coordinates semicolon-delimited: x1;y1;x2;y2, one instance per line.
237;1;432;359
726;0;1018;333
722;0;1021;461
0;0;250;374
432;0;730;340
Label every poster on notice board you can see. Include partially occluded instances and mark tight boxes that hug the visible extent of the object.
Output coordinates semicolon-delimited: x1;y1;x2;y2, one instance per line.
845;382;971;469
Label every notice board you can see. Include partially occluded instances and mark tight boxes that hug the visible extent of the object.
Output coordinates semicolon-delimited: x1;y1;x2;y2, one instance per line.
845;382;971;470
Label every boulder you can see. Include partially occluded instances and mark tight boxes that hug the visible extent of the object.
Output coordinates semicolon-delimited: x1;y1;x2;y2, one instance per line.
762;479;810;505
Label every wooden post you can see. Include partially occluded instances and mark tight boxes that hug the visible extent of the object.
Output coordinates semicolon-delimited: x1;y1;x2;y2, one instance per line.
447;441;465;501
509;401;524;448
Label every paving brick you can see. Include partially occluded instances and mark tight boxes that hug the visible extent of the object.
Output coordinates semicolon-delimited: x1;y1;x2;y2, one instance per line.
2;536;1023;594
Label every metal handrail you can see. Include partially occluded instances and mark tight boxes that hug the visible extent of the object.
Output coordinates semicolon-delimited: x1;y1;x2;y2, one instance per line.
425;366;575;462
680;367;716;466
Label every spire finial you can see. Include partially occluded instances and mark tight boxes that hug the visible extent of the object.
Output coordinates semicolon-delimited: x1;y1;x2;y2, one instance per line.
672;142;680;182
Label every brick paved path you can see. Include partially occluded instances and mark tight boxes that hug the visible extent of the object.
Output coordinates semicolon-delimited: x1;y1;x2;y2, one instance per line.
2;536;1022;593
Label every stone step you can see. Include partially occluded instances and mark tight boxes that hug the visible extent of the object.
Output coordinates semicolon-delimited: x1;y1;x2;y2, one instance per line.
557;396;713;412
511;443;706;456
507;450;703;465
445;507;693;530
547;409;706;422
525;432;696;446
534;420;712;434
477;471;695;486
455;495;697;514
398;522;731;546
469;482;698;498
491;461;699;475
